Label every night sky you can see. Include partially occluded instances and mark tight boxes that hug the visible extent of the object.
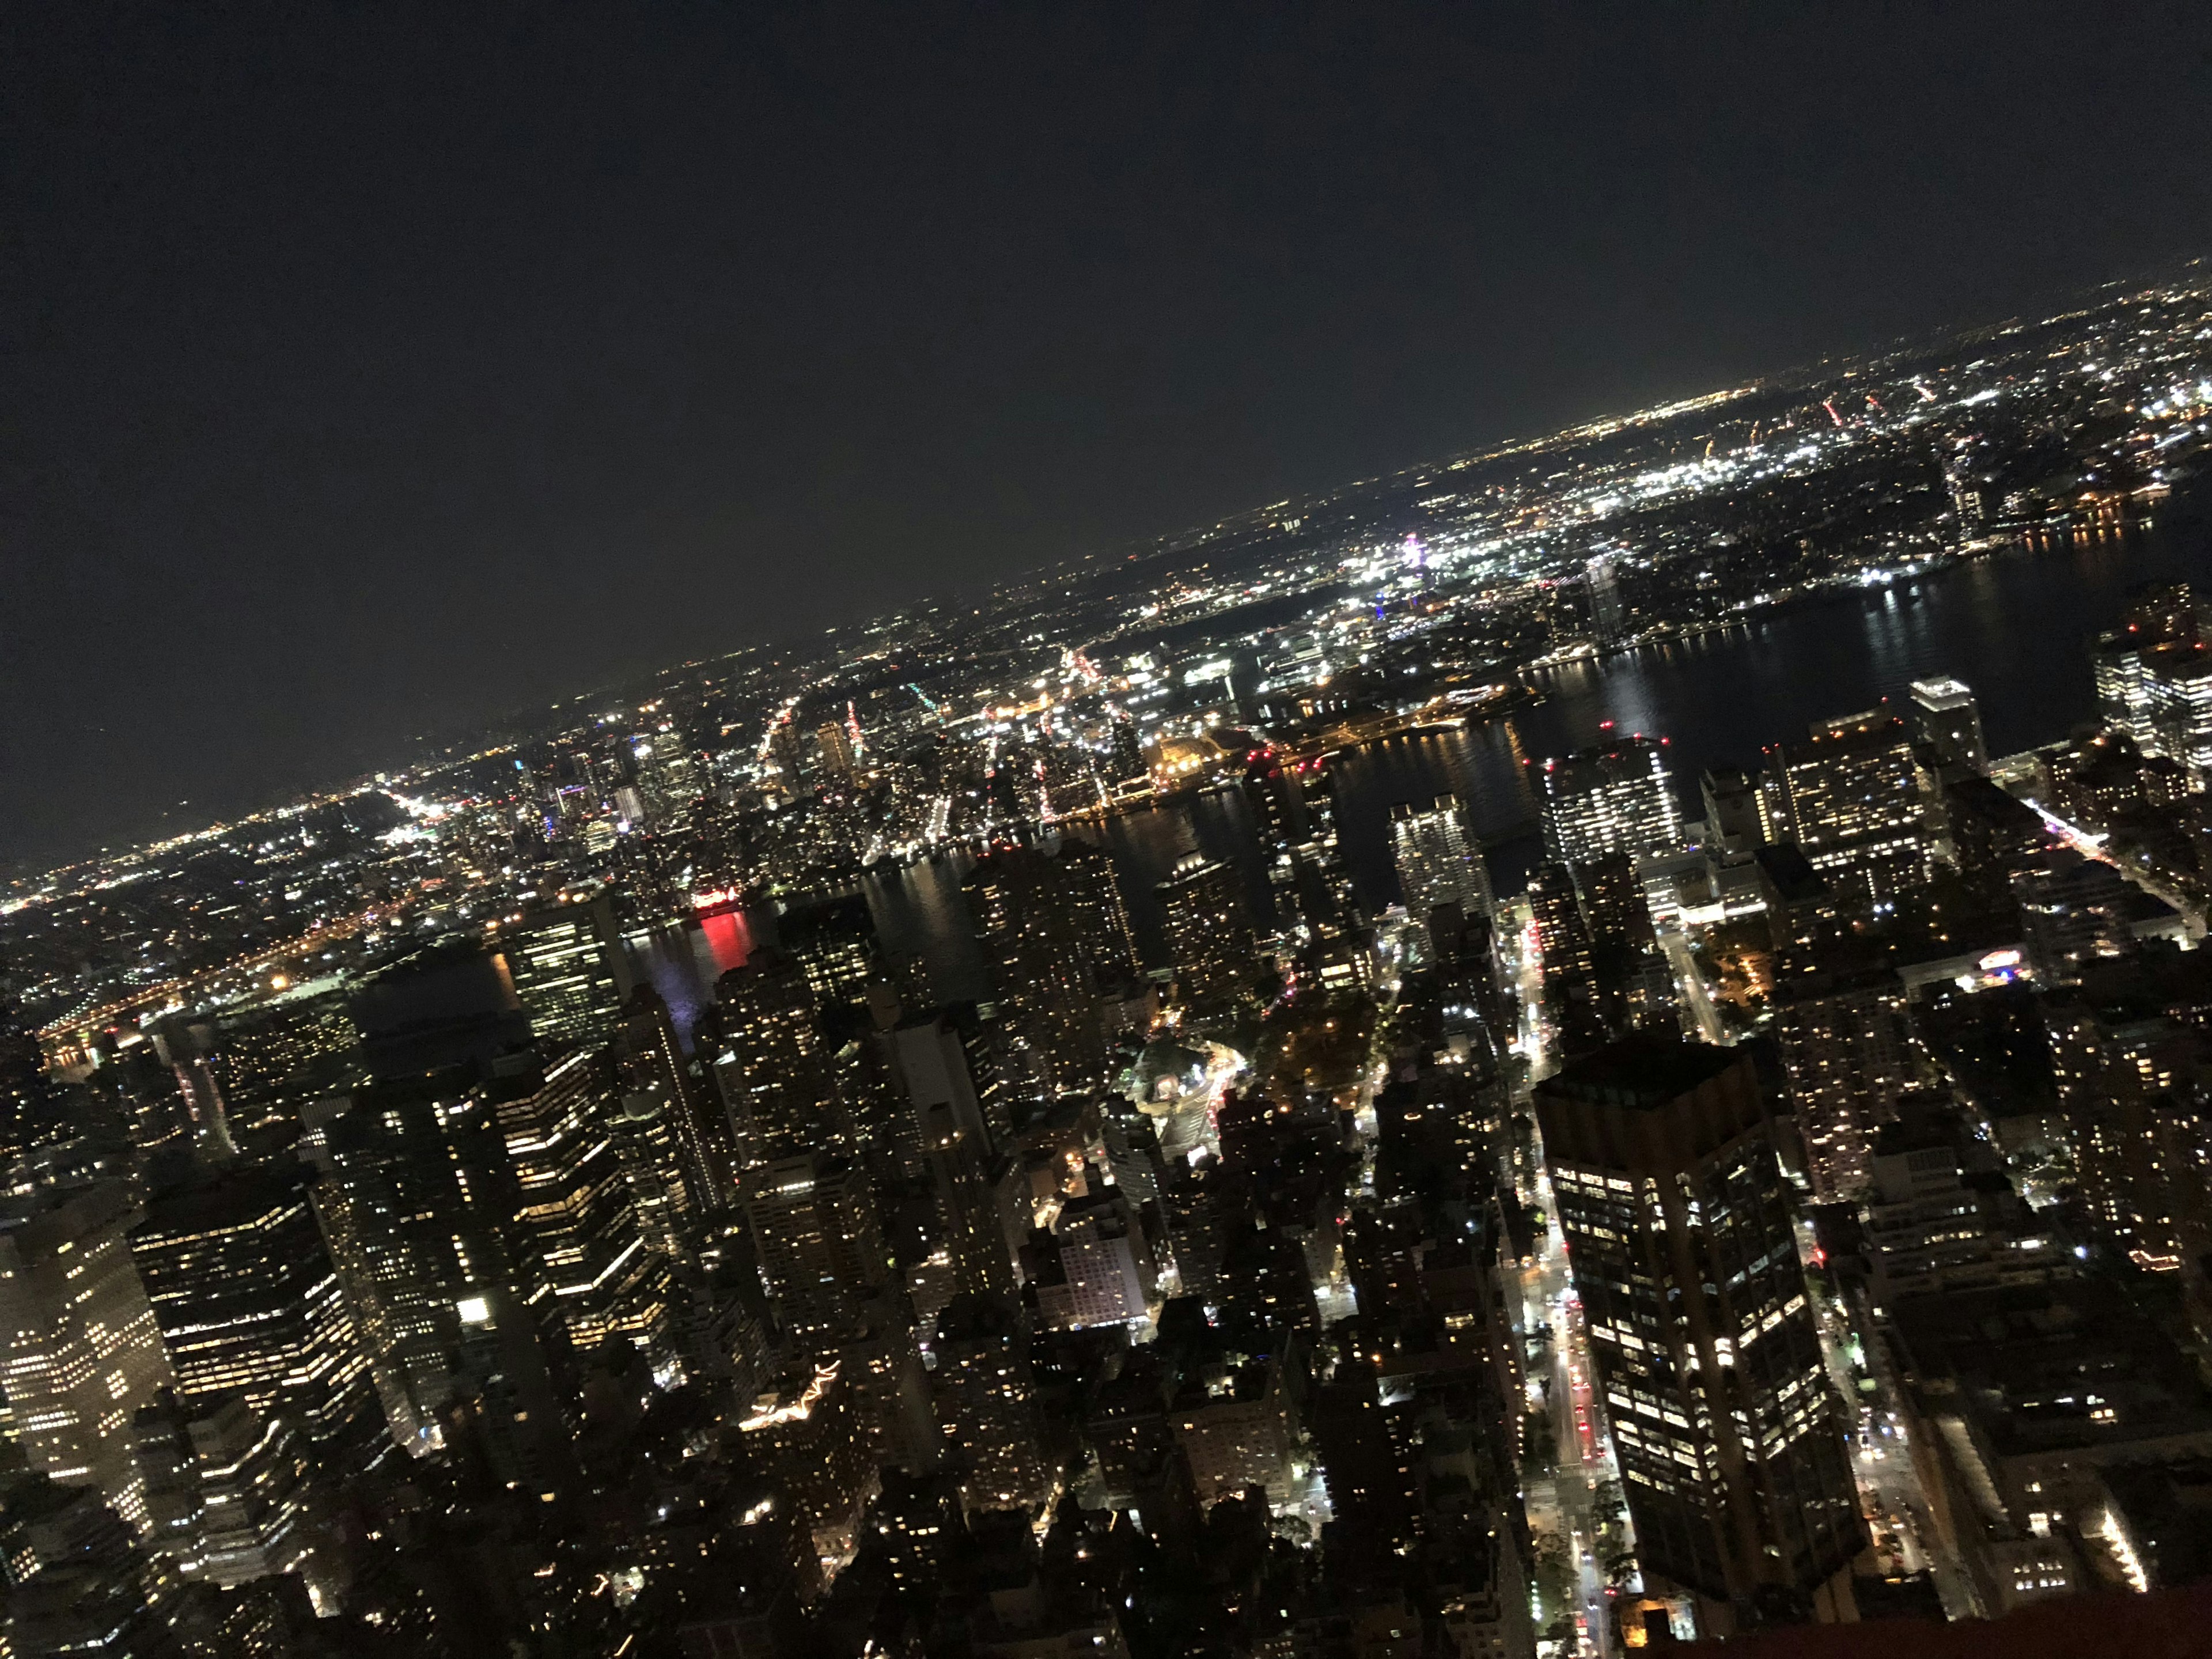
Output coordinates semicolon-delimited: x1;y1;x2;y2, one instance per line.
6;3;2210;866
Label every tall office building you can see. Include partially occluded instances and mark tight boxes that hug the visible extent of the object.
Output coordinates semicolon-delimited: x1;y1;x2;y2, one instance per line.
742;1155;889;1346
310;1067;523;1436
1769;960;1920;1201
616;984;726;1213
129;1165;383;1476
1774;710;1926;906
1389;795;1494;922
1535;1036;1862;1630
491;1048;673;1372
1157;853;1260;1009
496;893;631;1052
1537;735;1682;865
776;893;883;1014
964;840;1135;1093
181;1397;312;1590
714;946;836;1164
1528;861;1609;1062
1907;677;1987;773
0;1184;171;1517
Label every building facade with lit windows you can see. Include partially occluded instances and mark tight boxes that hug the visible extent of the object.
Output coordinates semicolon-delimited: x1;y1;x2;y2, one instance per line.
1535;1036;1862;1631
129;1165;384;1475
1775;710;1927;907
1389;794;1494;922
495;893;631;1051
1157;853;1260;1009
741;1154;889;1347
1537;735;1682;866
1907;676;1987;773
1769;960;1921;1202
0;1182;172;1519
491;1047;673;1373
929;1292;1054;1516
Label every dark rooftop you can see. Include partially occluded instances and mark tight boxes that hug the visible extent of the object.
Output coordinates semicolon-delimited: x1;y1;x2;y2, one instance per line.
1534;1032;1745;1109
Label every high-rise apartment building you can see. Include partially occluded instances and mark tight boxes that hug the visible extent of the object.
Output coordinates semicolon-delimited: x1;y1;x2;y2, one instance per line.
742;1155;889;1346
496;893;631;1052
1775;710;1926;906
1907;677;1987;773
129;1166;382;1475
1535;1036;1862;1630
965;840;1136;1092
1537;735;1681;865
929;1293;1054;1516
1770;959;1921;1201
1389;795;1494;922
0;1184;171;1516
1157;853;1260;1009
713;946;835;1163
1244;753;1354;938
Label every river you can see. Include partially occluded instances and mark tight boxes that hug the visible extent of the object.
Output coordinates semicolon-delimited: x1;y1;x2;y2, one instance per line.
636;501;2212;1036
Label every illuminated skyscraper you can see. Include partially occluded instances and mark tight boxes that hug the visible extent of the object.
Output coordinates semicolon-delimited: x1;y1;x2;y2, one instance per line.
491;1048;673;1372
1538;734;1681;865
1585;553;1627;647
1388;794;1493;922
497;893;631;1052
309;1067;521;1435
2141;645;2212;782
129;1165;383;1475
1775;710;1926;906
2093;584;2199;752
1535;1036;1862;1629
0;1184;171;1518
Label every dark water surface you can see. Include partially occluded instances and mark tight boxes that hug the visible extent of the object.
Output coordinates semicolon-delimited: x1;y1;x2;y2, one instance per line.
639;508;2212;1038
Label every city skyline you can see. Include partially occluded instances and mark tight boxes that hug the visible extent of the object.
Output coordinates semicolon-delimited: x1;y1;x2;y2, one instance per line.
13;12;2212;1657
9;4;2212;865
